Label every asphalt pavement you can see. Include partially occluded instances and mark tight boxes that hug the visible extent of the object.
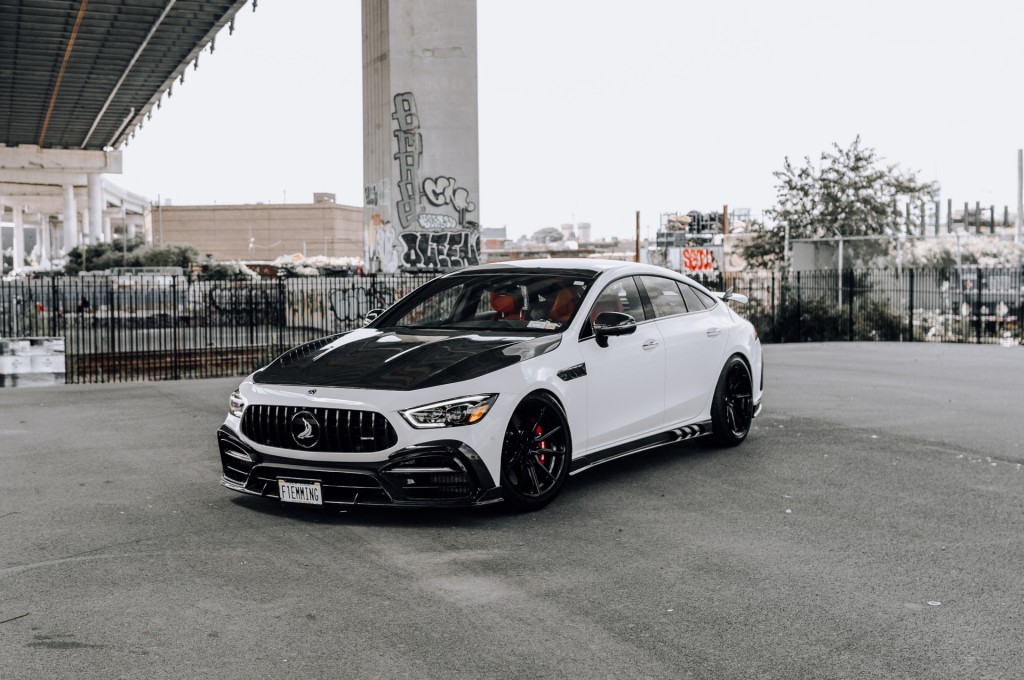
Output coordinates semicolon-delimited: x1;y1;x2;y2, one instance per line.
1;342;1022;679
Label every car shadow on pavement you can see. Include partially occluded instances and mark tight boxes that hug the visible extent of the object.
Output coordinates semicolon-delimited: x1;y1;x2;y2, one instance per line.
227;493;510;528
224;436;752;527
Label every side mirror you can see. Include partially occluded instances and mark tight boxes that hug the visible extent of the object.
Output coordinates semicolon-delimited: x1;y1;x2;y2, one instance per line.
364;308;385;326
593;311;637;348
715;287;749;304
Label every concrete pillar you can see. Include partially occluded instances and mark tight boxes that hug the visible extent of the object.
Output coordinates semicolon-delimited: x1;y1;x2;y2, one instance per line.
0;204;5;278
13;204;25;272
362;0;480;273
63;184;78;253
127;218;138;240
87;173;103;245
39;216;52;267
103;214;112;243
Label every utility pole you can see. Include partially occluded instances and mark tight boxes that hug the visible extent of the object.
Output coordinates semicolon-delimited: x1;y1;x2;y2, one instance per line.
635;210;641;263
1017;149;1022;243
722;204;729;277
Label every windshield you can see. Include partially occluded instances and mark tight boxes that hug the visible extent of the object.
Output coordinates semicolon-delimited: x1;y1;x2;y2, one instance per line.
372;271;596;333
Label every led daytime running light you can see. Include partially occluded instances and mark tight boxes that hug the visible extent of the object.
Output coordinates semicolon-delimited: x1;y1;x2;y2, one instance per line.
228;391;246;418
400;394;498;429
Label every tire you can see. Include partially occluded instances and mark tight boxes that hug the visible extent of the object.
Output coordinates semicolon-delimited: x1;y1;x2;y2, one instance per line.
500;392;571;512
710;355;754;447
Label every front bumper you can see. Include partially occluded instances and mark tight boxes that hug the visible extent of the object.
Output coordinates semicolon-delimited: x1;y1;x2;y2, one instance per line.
217;426;502;508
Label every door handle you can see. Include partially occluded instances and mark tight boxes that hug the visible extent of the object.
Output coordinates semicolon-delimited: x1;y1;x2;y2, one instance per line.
706;328;721;337
642;339;659;350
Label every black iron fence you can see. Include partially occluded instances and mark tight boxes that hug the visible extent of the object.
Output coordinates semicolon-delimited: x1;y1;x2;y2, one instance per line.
0;267;1019;384
0;274;434;383
716;267;1022;345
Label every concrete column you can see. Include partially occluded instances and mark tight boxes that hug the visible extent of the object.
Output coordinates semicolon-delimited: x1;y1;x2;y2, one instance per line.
87;173;103;245
13;204;25;272
362;0;480;273
103;214;112;243
40;216;52;267
80;209;90;248
0;204;5;278
63;184;79;253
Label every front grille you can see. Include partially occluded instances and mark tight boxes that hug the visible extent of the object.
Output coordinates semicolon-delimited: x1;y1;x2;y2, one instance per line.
241;405;398;453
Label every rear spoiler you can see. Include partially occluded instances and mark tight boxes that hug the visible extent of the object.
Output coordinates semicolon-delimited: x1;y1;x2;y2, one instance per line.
713;287;748;304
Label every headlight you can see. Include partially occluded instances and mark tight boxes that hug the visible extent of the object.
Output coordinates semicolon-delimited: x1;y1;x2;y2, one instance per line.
400;394;498;429
228;391;246;418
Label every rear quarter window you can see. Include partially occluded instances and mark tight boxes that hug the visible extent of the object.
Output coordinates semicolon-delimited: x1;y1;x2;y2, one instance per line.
677;284;706;311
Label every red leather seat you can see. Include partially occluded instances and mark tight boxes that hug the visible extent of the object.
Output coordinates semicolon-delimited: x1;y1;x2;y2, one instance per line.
548;287;579;322
490;291;523;320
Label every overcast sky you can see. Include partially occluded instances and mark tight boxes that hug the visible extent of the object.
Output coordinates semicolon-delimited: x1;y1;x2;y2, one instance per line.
117;0;1024;241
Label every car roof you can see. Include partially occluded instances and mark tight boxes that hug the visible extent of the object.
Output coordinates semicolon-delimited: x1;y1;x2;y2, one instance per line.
457;258;710;284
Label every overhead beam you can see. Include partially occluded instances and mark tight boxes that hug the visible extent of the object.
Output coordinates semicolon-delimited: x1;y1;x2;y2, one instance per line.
0;183;69;197
0;196;80;215
0;145;122;173
0;170;89;186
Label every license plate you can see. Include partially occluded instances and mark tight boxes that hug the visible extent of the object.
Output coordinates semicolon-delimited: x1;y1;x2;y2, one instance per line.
278;480;323;505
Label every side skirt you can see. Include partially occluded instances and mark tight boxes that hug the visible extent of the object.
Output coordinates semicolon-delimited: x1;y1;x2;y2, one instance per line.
569;421;712;476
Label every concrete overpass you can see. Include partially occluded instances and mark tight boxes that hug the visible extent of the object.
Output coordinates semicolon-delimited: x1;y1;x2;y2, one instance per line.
0;0;250;271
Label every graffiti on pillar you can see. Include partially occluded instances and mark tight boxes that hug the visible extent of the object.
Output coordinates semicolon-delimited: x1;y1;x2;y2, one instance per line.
422;176;476;228
364;179;390;208
400;230;479;270
387;92;479;270
417;213;457;230
392;93;423;231
373;221;405;274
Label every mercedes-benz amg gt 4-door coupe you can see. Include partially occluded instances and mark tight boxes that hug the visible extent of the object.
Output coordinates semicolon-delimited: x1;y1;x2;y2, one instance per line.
217;259;763;511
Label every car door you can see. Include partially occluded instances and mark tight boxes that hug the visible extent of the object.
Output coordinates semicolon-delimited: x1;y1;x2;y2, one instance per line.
638;276;728;426
577;276;666;451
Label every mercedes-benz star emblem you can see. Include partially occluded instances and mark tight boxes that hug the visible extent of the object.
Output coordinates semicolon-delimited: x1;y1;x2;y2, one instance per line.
290;411;321;449
307;389;317;395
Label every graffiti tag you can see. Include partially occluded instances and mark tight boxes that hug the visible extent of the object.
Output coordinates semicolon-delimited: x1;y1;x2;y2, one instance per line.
682;248;716;272
392;93;422;230
400;230;479;270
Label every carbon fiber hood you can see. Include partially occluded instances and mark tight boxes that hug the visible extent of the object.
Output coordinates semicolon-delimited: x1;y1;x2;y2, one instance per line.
252;328;552;390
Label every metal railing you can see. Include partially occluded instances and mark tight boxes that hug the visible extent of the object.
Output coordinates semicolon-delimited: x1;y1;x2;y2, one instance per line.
1;267;1019;384
0;274;434;383
716;267;1022;345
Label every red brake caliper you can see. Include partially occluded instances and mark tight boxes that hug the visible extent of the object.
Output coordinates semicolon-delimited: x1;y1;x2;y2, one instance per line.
535;424;546;465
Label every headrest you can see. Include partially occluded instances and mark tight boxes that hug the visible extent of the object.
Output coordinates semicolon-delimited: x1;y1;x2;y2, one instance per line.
490;290;522;315
549;287;578;321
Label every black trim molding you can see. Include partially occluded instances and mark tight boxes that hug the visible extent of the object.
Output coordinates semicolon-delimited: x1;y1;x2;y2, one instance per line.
570;421;712;475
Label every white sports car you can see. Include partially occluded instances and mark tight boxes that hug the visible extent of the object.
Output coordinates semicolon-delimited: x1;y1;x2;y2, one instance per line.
217;259;763;511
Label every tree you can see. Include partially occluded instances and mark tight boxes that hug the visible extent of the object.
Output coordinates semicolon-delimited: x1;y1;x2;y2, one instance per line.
531;227;564;244
744;137;938;269
63;238;199;275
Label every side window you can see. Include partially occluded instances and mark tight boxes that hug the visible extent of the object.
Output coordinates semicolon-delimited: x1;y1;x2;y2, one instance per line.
691;287;718;309
677;283;706;312
582;277;646;336
639;276;688;318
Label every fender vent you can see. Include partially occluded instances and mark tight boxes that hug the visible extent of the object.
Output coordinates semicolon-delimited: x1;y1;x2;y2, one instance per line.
557;363;587;381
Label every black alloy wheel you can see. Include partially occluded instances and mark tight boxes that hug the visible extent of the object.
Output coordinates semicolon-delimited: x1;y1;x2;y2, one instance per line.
711;356;754;447
500;393;571;511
